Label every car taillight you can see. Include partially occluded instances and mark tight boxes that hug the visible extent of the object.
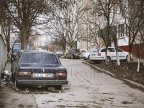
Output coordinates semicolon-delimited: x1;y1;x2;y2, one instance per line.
17;72;31;76
98;53;101;56
55;72;67;77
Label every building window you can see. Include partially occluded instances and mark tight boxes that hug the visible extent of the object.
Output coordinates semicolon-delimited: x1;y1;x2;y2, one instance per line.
118;24;125;37
118;25;121;37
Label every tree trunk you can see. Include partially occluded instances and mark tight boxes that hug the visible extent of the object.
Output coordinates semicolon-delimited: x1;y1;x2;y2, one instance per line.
105;46;108;63
127;53;132;62
6;24;11;60
116;51;120;66
137;58;140;72
21;30;27;50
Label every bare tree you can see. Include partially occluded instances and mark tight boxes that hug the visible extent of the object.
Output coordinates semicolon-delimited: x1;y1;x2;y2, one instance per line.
2;0;52;49
119;0;144;62
119;0;144;71
46;0;88;51
0;1;11;59
92;0;121;65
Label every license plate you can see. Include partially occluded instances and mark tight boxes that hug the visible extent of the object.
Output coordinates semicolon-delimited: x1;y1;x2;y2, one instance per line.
32;73;54;78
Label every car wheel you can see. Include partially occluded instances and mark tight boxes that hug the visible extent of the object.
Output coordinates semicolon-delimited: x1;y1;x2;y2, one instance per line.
48;86;55;91
14;80;19;88
11;73;15;83
106;56;111;62
126;55;132;62
88;55;90;59
55;85;62;90
70;55;74;59
126;55;129;62
65;54;68;59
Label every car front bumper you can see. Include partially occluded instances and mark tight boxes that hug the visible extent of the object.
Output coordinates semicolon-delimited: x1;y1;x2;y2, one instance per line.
15;78;68;86
89;56;105;60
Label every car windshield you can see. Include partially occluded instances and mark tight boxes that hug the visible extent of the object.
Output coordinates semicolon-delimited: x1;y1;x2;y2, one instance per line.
13;44;21;50
90;48;100;52
20;53;59;65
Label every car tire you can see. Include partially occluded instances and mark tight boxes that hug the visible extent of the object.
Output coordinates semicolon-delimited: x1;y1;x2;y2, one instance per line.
55;85;62;90
106;56;111;62
14;80;20;88
48;86;55;91
11;73;15;83
70;55;74;59
88;55;90;60
126;55;132;62
126;55;129;62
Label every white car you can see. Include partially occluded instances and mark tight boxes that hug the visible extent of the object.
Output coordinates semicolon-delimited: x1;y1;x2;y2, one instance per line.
89;47;128;61
81;48;100;59
80;49;87;53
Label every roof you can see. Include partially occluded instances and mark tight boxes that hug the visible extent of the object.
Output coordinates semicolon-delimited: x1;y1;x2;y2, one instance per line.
19;50;54;54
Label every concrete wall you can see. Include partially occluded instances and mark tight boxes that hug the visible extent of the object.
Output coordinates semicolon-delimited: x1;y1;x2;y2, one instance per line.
0;35;7;80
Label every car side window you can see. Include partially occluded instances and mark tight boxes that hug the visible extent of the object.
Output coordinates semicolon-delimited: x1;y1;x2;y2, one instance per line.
101;49;106;52
108;48;115;52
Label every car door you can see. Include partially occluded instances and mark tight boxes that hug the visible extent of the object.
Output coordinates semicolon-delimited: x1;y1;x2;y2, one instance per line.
118;48;127;60
107;48;116;60
100;48;106;59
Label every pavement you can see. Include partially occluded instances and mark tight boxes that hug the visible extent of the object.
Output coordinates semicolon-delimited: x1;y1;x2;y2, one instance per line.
0;59;144;108
1;61;12;84
82;60;144;91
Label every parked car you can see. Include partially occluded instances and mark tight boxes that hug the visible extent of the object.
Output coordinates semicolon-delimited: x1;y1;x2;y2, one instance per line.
55;51;64;57
11;50;68;89
81;48;100;59
12;43;31;57
65;48;81;59
80;49;87;54
89;47;128;62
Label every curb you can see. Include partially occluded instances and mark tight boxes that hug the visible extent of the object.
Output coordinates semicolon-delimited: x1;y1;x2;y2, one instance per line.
124;79;144;90
83;60;116;77
83;60;144;91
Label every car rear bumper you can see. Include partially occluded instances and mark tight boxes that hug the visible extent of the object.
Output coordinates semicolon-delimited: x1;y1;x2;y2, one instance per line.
15;78;68;86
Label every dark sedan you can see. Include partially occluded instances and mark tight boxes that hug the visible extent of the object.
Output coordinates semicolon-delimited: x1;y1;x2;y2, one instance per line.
65;48;81;59
11;50;68;89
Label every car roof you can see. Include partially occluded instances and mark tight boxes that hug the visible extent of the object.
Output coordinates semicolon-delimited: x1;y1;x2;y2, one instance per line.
19;50;55;54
